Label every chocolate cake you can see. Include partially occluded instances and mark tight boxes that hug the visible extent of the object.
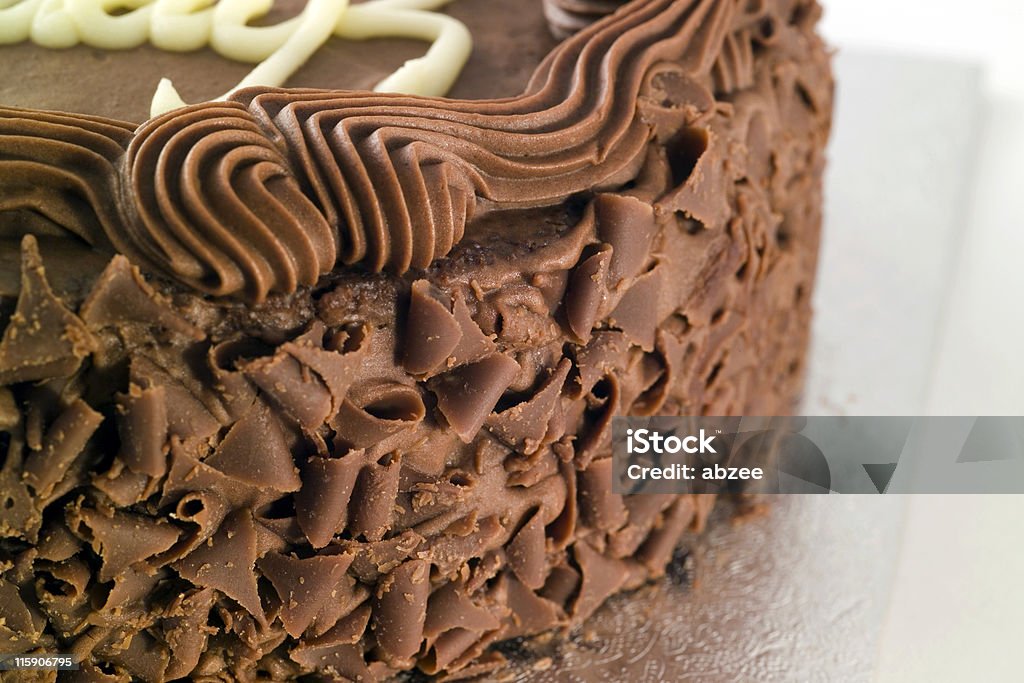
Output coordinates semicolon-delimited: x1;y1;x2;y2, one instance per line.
0;0;833;680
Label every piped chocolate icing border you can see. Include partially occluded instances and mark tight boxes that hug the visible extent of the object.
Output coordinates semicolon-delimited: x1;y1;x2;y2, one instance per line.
12;0;761;302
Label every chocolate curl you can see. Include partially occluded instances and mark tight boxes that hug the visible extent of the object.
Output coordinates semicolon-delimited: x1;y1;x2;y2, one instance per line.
349;454;403;542
174;509;266;625
343;530;426;584
571;539;629;622
131;355;221;445
538;561;581;609
500;573;563;639
420;581;506;676
487;358;570;455
101;629;170;682
570;331;630;398
594;193;658;285
289;605;374;682
0;235;96;385
403;280;463;375
91;461;155;507
423;515;505;579
608;263;666;352
334;383;426;450
372;559;431;668
295;452;364;549
207;337;262;422
565;245;612;342
71;507;180;582
424;583;502;645
506;508;548;590
284;319;367;417
658;126;733;230
449;291;496;368
163;588;216;681
162;439;277;511
242;321;366;430
258;551;355;638
578;458;628;531
431;353;521;443
243;350;333;430
0;435;39;542
91;567;165;627
0;578;47;651
115;383;168;478
160;490;230;565
303;573;369;640
0;387;17;431
637;497;698;574
574;372;621;469
506;448;562;488
79;254;204;339
22;398;103;498
36;521;83;563
204;399;301;493
609;494;677;558
34;557;92;636
547;459;577;550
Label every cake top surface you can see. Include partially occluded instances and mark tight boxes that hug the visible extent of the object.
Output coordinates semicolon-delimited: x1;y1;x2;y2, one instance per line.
0;0;556;121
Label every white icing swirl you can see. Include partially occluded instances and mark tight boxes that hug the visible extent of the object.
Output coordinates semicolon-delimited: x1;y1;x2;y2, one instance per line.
0;0;472;117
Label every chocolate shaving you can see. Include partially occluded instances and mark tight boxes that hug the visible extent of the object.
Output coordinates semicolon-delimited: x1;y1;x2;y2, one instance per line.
349;455;403;542
0;235;95;384
487;358;571;454
431;353;520;443
403;280;463;375
565;246;613;342
295;453;363;549
115;384;168;478
205;399;301;492
334;383;425;450
71;507;179;582
608;264;666;352
578;458;629;531
23;398;103;497
571;539;630;621
449;291;497;368
163;588;216;680
507;508;548;590
173;509;265;624
259;551;355;638
373;559;431;668
79;255;203;339
595;193;658;285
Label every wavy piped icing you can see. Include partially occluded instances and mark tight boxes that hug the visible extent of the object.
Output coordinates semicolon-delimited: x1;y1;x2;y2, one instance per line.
0;0;735;301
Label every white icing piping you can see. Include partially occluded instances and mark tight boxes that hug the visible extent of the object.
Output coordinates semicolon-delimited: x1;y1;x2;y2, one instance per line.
0;0;472;117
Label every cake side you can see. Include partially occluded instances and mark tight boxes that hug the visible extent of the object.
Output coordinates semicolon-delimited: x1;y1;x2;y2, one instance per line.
0;0;833;680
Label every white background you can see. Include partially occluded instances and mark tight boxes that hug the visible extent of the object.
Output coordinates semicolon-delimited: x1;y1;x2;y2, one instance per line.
814;2;1024;681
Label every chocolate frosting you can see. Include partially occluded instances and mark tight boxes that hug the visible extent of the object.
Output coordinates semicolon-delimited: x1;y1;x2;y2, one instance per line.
0;0;833;680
